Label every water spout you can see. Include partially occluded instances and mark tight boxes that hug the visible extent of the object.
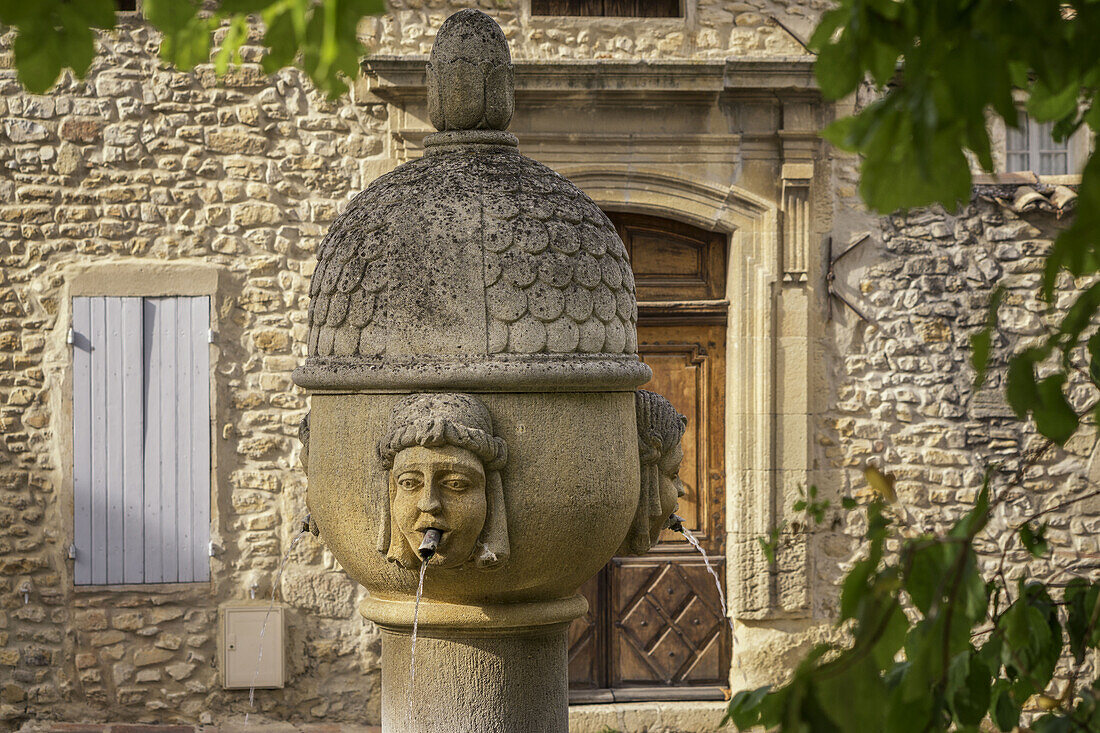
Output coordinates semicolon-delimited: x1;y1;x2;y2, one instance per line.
418;528;442;560
666;513;685;534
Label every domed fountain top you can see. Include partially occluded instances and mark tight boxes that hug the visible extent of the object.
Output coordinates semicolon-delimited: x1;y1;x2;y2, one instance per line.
293;9;649;393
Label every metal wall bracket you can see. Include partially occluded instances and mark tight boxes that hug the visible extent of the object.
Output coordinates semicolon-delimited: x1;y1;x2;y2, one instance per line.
826;234;876;324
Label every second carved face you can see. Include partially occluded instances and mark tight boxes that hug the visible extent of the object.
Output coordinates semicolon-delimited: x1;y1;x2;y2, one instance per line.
390;444;488;568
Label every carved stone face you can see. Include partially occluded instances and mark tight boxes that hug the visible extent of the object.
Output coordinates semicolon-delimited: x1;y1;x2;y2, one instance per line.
390;444;487;568
654;441;684;540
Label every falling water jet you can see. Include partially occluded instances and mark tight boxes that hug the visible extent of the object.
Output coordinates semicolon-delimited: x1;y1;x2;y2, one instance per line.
675;521;749;685
244;516;311;726
678;526;732;634
407;530;438;726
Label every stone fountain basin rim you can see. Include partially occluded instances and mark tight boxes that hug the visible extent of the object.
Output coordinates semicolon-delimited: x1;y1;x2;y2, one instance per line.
359;593;588;632
293;355;651;391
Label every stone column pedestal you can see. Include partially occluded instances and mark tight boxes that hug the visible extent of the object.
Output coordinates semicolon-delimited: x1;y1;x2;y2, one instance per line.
364;595;586;733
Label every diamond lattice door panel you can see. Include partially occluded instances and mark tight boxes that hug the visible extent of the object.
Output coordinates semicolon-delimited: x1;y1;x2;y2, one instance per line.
612;557;729;688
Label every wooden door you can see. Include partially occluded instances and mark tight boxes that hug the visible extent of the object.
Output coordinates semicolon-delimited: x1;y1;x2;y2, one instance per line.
569;213;729;702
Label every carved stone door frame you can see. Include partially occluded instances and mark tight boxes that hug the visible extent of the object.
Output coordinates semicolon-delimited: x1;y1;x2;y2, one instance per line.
569;168;816;629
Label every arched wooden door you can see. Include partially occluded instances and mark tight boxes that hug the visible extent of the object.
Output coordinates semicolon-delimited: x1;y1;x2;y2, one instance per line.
569;213;730;702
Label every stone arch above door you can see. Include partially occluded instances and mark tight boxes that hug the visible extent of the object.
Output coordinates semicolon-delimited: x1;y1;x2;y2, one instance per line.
567;168;817;622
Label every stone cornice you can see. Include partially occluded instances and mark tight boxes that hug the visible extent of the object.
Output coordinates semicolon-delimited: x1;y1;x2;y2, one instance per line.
361;57;820;103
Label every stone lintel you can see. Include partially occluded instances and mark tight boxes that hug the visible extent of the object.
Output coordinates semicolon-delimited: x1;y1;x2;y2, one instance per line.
363;57;819;102
66;260;222;297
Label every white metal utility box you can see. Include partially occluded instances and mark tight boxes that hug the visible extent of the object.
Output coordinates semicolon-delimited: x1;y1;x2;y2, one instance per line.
218;601;286;690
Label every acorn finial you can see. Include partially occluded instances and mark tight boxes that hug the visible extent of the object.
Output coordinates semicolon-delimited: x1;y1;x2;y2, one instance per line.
426;9;514;132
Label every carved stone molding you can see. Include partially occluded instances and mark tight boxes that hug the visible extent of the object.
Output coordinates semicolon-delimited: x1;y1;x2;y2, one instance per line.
781;162;813;283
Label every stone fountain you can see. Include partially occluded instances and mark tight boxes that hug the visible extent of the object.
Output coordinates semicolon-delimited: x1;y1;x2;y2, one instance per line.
293;10;686;731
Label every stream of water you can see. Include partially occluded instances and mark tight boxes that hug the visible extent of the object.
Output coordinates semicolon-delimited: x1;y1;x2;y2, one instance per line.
406;560;428;726
680;526;747;684
244;525;309;726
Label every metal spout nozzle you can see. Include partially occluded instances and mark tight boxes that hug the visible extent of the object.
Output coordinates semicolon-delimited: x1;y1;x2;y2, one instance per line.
666;514;686;533
302;514;320;536
419;529;442;560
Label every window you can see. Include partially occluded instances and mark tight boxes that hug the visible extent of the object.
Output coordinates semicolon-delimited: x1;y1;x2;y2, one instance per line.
1006;112;1073;176
531;0;681;17
115;0;139;11
72;296;211;585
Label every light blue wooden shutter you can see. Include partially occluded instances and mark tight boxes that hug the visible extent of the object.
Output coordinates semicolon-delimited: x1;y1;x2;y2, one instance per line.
73;297;144;585
142;297;211;583
72;295;210;585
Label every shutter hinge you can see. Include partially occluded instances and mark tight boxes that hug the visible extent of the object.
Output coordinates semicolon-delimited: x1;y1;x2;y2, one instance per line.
208;541;216;557
67;544;77;560
208;329;215;344
66;328;74;345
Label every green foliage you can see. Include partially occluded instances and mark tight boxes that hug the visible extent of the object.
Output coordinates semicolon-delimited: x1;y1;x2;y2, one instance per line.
730;6;1100;730
0;0;115;92
813;0;1100;447
0;0;385;96
727;480;1100;731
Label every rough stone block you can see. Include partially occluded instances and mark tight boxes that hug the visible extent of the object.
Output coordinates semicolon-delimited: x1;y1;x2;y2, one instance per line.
111;611;144;631
89;631;125;647
207;129;267;155
75;610;108;631
4;120;49;143
133;648;174;667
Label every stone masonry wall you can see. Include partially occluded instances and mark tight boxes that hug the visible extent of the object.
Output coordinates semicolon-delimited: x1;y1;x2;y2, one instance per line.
365;0;813;59
0;16;389;728
817;185;1100;626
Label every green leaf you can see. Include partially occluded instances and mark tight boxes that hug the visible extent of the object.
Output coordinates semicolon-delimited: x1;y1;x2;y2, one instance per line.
870;602;908;668
1032;713;1073;733
1065;580;1100;663
1019;522;1049;558
1005;354;1039;420
1028;80;1080;123
947;652;991;727
262;2;304;73
815;34;863;100
12;17;65;93
991;679;1021;731
70;0;116;29
214;15;250;76
905;541;949;615
807;7;846;51
55;4;98;78
144;0;211;71
971;286;1004;390
725;685;772;729
1033;374;1079;445
814;654;887;730
999;585;1063;693
1088;332;1100;387
841;555;875;620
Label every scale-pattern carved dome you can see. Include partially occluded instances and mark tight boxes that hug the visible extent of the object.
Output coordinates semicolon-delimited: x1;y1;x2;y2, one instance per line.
294;7;648;392
306;149;637;359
